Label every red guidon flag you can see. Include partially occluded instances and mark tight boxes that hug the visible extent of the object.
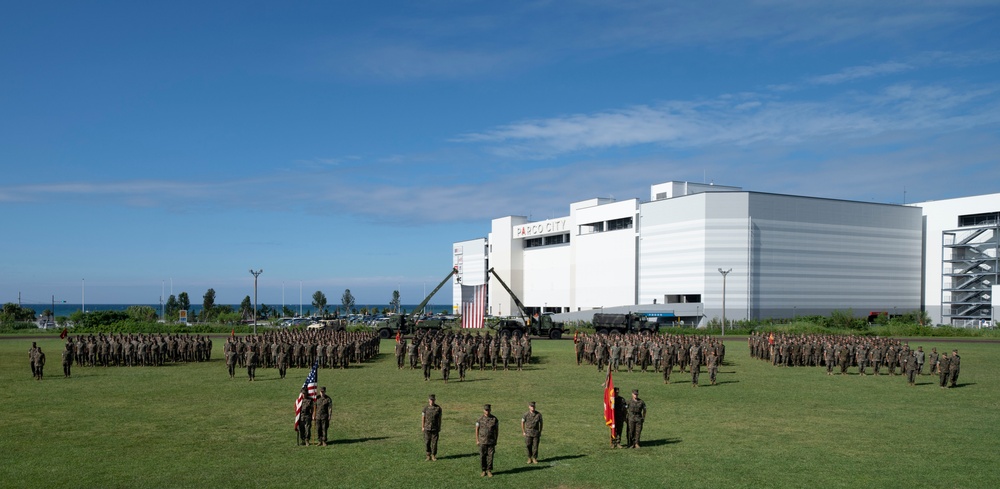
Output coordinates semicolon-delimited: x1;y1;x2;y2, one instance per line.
603;365;615;437
60;328;68;339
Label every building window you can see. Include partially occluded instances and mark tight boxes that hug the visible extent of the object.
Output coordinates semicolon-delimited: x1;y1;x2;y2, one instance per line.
544;233;569;245
524;237;543;248
607;217;633;231
958;212;1000;227
580;222;604;235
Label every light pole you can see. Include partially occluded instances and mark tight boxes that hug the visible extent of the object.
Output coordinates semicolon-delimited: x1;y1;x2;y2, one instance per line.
250;269;263;335
718;268;732;336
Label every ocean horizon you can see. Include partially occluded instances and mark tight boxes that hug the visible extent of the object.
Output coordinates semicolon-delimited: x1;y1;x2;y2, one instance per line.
16;303;454;318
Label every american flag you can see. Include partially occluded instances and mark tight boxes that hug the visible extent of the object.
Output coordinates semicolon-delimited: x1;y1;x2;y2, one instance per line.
461;284;486;329
293;362;319;430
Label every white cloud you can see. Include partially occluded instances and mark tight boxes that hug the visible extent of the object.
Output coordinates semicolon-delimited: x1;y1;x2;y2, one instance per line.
310;2;998;81
457;82;1000;158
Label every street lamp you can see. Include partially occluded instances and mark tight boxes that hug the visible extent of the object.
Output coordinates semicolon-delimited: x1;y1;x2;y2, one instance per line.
718;268;732;336
250;269;263;335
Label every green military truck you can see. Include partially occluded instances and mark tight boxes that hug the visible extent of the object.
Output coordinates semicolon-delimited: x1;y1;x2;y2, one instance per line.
375;268;458;339
487;268;565;339
591;312;659;335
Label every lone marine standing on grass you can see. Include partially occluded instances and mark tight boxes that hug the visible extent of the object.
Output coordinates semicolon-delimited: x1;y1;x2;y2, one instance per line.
476;404;499;477
421;394;442;461
626;389;646;449
521;401;543;464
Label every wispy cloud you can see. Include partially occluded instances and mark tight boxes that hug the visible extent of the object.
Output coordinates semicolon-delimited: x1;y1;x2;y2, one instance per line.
793;50;1000;88
309;2;999;81
456;82;1000;158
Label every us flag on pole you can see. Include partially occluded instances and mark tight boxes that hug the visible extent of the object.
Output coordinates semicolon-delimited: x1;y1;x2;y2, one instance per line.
293;362;319;431
461;284;486;329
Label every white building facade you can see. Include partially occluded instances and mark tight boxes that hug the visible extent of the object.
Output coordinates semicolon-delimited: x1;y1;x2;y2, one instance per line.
913;193;1000;326
453;181;999;327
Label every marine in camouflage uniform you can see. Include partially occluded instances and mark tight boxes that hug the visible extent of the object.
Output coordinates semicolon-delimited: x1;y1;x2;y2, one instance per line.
625;389;646;449
521;401;543;464
422;394;442;461
314;387;332;446
475;404;499;477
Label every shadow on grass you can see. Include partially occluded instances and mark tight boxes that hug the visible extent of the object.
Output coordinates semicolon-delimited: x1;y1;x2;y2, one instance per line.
708;380;739;386
952;383;975;388
437;452;477;460
330;436;390;445
638;438;681;447
450;378;491;383
541;454;585;463
491;465;550;475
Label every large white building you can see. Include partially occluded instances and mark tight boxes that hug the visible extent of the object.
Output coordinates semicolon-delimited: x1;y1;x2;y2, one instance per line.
452;181;999;327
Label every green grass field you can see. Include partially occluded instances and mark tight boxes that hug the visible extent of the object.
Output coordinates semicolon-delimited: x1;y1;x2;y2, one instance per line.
2;336;998;489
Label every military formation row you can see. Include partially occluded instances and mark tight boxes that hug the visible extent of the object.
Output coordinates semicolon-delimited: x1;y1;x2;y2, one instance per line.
574;333;727;386
747;333;962;387
223;331;380;381
28;333;218;380
394;329;534;382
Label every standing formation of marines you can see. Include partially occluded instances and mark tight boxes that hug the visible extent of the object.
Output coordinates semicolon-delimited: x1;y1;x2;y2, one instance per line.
575;332;726;386
747;333;963;387
398;329;532;382
224;330;379;380
53;333;213;370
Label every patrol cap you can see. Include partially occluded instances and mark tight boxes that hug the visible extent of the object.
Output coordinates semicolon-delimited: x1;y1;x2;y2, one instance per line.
528;401;535;407
483;404;491;412
428;394;435;401
632;389;639;395
320;386;326;392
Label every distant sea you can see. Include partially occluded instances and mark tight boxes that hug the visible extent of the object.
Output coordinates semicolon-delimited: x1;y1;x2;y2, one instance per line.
19;303;453;318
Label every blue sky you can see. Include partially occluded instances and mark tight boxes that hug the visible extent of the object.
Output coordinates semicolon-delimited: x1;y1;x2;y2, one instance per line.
2;1;999;308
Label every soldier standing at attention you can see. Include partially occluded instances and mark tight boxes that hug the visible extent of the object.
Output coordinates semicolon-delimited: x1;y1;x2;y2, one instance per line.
32;347;46;380
226;344;237;379
314;387;332;446
937;352;951;389
915;346;926;375
276;343;288;379
690;344;701;387
62;343;74;378
475;404;499;477
948;349;961;388
904;351;918;386
706;350;719;385
408;340;419;369
297;388;313;446
29;342;39;379
422;394;442;461
395;338;407;369
626;389;646;449
927;348;939;376
521;401;543;464
420;343;433;381
245;345;257;382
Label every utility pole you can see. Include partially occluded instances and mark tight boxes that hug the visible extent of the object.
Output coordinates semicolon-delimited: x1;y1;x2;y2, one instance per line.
718;268;732;336
250;269;263;335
